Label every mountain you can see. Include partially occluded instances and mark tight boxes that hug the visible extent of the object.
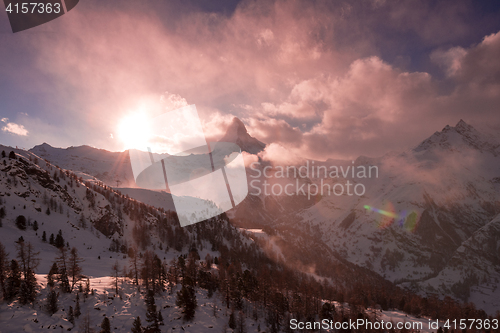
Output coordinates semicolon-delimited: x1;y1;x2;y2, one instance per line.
414;119;500;155
29;143;135;187
230;119;500;314
27;117;265;188
0;145;461;332
219;117;266;154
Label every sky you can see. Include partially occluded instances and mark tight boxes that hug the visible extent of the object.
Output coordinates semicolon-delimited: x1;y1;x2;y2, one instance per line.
0;0;500;160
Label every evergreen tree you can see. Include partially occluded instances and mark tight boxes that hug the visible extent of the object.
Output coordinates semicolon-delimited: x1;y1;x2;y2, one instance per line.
75;293;82;317
0;207;5;219
145;290;160;332
59;268;71;293
46;289;58;315
5;259;21;301
237;311;247;333
176;281;197;321
158;311;164;325
55;230;64;248
32;220;38;231
19;269;37;304
8;151;16;159
68;305;75;325
15;215;27;230
45;207;51;215
100;316;111;333
42;231;47;242
1;150;5;158
228;311;236;329
0;242;9;298
16;241;40;304
47;262;58;288
49;233;55;245
131;316;143;333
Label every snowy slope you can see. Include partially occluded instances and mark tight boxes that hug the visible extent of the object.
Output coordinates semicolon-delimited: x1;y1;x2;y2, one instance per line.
231;120;500;314
29;143;136;188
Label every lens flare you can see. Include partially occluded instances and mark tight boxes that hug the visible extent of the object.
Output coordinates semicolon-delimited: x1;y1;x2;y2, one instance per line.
364;203;419;232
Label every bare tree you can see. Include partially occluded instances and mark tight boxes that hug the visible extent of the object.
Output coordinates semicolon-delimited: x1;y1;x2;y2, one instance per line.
68;247;84;289
56;247;68;272
79;311;95;333
16;240;40;280
111;261;120;295
128;247;140;288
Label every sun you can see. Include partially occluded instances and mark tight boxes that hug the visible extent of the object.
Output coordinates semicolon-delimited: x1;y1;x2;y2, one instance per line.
117;113;152;151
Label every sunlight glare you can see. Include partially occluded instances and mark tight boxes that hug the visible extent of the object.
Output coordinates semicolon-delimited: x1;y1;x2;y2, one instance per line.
117;113;152;151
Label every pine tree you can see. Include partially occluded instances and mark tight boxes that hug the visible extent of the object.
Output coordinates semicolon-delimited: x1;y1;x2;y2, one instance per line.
131;316;143;333
237;310;247;333
228;311;236;329
84;277;90;297
1;150;5;158
0;242;9;298
46;289;58;315
16;241;39;304
5;259;21;301
33;220;38;231
75;293;82;317
60;268;71;293
19;269;37;304
176;282;197;321
42;231;47;242
145;290;160;332
158;311;164;325
55;230;64;248
0;207;5;219
15;215;27;230
100;316;111;333
47;262;58;288
49;233;55;245
68;305;75;324
8;151;16;159
45;207;50;215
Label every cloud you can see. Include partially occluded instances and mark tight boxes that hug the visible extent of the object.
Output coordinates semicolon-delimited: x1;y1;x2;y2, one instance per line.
258;143;304;166
240;29;500;160
11;0;500;158
1;118;29;136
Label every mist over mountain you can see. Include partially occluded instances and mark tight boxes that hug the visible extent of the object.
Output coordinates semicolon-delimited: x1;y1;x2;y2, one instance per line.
231;119;500;315
1;118;499;332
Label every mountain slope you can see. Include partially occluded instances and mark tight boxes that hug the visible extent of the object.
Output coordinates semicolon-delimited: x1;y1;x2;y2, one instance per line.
230;119;500;314
29;143;135;187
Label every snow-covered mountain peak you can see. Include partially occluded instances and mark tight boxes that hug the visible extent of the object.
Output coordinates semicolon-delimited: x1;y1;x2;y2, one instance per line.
220;117;266;154
414;119;499;155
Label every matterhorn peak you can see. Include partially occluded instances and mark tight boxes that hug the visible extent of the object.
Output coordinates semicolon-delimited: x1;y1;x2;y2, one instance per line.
225;117;249;139
414;119;499;155
220;117;266;154
454;119;474;133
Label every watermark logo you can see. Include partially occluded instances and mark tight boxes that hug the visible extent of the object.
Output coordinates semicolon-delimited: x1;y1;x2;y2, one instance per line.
128;105;248;227
248;160;378;200
3;0;79;33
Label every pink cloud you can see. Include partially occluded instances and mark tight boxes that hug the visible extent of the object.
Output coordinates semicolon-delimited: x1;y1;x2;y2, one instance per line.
23;0;500;160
